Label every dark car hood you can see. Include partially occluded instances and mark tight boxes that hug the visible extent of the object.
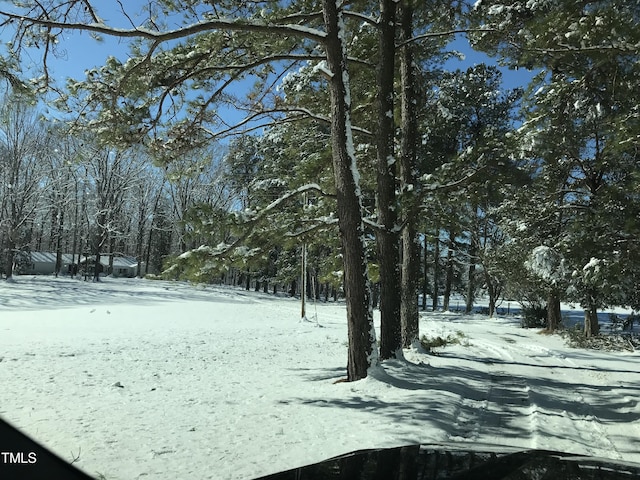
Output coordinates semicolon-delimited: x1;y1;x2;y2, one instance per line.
253;443;640;480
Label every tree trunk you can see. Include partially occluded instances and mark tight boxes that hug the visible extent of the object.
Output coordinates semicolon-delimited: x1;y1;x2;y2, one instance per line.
4;235;15;280
584;303;600;337
144;224;154;275
547;291;561;332
465;239;477;314
443;229;455;311
71;179;81;276
483;267;500;317
376;0;401;361
401;226;420;345
93;211;108;282
422;234;428;311
399;0;420;348
314;270;320;300
54;207;64;277
108;240;115;276
135;189;145;278
301;242;307;319
432;234;440;311
323;0;378;380
93;251;101;282
465;263;476;314
144;183;165;276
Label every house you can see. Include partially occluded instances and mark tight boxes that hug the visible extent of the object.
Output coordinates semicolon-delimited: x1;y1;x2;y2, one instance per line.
19;252;142;278
78;254;141;278
21;252;77;275
110;256;141;278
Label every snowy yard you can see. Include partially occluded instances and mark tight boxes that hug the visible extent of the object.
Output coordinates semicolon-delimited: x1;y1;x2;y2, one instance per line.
1;277;640;479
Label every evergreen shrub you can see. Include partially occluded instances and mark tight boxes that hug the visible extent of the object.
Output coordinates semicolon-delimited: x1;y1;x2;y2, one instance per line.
520;304;547;329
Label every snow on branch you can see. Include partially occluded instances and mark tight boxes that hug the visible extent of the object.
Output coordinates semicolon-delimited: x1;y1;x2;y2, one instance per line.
0;11;328;43
262;183;333;212
397;28;496;48
284;216;339;238
175;183;335;260
421;163;487;193
362;217;385;232
522;42;640;55
269;106;373;137
342;11;378;28
526;245;568;286
198;106;372;141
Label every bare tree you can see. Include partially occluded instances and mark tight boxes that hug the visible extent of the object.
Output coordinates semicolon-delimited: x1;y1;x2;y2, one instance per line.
40;128;85;276
82;144;144;281
130;165;167;277
0;95;46;279
165;147;230;253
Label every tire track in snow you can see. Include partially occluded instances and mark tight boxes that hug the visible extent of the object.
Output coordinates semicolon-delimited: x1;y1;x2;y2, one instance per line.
445;334;537;447
452;338;545;449
475;338;626;459
477;338;601;454
568;391;624;460
444;340;505;443
485;371;538;448
489;338;579;369
446;367;539;449
448;395;490;442
511;342;579;368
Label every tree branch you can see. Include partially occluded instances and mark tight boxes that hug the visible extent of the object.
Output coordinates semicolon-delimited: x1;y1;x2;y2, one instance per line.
0;10;328;43
171;183;334;262
284;217;339;238
397;28;497;48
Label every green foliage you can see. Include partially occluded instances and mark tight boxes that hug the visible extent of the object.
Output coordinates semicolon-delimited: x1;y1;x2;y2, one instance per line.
520;304;547;329
419;330;469;353
469;1;640;75
162;247;231;284
470;1;640;319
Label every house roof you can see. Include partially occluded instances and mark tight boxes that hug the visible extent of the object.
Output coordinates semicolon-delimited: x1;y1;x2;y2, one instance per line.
28;252;139;268
79;255;138;268
112;257;138;268
29;252;76;264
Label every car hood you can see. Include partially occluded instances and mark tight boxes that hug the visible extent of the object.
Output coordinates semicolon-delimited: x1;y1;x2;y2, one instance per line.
253;442;640;480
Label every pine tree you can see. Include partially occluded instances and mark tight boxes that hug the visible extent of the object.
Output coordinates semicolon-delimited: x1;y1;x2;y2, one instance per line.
472;0;640;335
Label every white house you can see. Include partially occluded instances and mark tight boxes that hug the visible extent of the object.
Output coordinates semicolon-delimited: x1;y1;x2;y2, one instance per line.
20;252;142;278
22;252;76;275
110;256;140;278
79;255;141;278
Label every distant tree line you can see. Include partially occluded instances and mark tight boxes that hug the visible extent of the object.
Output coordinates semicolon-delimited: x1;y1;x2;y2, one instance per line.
0;96;231;280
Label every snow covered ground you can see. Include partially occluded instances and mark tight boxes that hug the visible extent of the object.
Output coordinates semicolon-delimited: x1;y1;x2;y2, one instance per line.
1;276;640;479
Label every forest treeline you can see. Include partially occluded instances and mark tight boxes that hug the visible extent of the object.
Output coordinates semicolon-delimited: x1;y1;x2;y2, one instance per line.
0;1;638;380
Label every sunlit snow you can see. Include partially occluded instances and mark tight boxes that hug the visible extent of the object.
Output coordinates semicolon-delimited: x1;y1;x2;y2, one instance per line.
0;277;639;480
